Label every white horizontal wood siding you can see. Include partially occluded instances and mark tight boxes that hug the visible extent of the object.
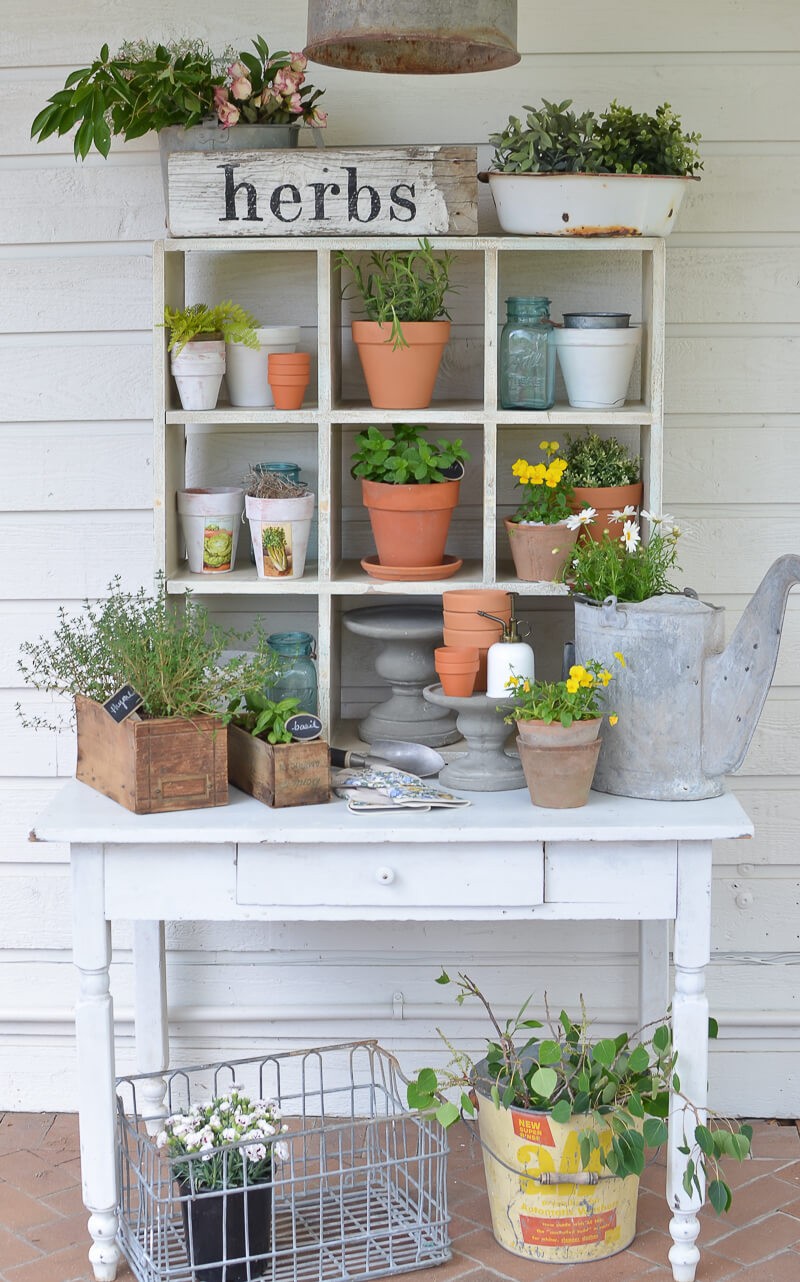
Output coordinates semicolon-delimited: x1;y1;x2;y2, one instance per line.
1;1;798;1115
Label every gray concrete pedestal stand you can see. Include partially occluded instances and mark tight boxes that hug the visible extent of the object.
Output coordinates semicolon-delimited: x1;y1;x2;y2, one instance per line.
344;605;460;748
423;684;526;791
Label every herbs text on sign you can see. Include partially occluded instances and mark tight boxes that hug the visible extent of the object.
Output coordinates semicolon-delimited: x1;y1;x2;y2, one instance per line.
103;685;144;723
286;713;323;742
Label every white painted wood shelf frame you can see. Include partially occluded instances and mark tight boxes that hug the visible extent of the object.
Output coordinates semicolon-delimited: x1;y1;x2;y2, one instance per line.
154;235;666;733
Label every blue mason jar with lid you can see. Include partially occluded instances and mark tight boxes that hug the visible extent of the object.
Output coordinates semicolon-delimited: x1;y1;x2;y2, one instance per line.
266;631;318;715
499;296;556;410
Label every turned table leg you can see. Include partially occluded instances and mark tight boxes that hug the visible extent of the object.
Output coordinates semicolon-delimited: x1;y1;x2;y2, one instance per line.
72;844;121;1282
667;839;712;1282
133;920;169;1134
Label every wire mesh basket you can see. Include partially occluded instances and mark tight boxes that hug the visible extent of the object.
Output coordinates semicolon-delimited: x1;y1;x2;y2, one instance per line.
116;1041;450;1282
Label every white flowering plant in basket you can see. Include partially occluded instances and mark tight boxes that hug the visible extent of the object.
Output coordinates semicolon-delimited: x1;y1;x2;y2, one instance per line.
157;1087;289;1191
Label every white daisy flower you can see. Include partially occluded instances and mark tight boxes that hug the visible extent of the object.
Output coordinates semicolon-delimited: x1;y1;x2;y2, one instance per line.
275;1140;290;1163
609;504;637;524
621;519;641;554
565;506;597;530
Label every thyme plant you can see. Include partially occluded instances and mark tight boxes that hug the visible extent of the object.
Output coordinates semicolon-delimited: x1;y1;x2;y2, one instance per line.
565;432;640;488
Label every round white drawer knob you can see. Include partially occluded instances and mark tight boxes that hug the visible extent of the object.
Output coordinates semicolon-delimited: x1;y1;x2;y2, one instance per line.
376;866;395;885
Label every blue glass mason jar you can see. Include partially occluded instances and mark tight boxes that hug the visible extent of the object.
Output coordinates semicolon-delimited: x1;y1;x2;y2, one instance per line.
499;296;556;410
266;631;318;715
249;463;302;565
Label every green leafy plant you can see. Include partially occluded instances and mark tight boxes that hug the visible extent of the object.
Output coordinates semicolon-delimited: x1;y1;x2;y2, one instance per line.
503;655;622;728
30;36;326;161
156;1087;289;1191
228;692;301;744
17;577;281;729
566;432;640;488
336;239;456;349
509;440;574;525
407;971;752;1214
351;423;469;485
163;302;259;355
490;98;702;177
566;511;681;602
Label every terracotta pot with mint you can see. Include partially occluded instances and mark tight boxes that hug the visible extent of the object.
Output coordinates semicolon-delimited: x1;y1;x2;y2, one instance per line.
565;430;643;542
352;423;469;580
336;240;456;409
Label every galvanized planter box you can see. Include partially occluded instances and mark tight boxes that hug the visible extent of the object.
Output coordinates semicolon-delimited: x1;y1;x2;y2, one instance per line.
166;145;478;236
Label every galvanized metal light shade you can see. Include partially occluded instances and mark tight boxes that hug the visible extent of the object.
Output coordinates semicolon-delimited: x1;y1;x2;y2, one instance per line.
304;0;520;74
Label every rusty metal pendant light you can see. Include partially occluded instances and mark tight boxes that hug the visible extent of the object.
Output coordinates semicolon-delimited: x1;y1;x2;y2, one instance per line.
304;0;520;74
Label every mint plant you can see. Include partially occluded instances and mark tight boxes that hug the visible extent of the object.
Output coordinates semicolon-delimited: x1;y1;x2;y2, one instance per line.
351;424;469;485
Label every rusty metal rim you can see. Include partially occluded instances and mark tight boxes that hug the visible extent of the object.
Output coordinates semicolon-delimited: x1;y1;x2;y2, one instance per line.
304;34;520;73
479;170;701;183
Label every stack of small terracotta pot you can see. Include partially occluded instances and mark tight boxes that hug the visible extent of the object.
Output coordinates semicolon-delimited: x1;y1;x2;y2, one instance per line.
439;589;512;692
267;351;311;410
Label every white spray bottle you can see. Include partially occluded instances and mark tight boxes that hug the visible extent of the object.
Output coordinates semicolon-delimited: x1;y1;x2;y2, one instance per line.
478;594;535;697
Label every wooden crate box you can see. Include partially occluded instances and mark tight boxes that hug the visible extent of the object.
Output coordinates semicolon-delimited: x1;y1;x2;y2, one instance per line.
228;725;330;808
75;695;228;814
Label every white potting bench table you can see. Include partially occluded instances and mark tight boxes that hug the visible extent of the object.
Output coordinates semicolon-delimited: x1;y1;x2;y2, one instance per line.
33;779;752;1282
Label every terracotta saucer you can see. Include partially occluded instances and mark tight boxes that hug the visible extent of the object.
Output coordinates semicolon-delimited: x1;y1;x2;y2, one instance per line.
360;554;464;582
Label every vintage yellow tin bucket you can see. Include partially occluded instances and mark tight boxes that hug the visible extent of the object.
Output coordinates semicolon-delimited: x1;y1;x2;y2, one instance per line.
474;1075;640;1263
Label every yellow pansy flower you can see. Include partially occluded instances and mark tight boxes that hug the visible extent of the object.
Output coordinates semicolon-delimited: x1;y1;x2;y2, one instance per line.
609;714;619;726
566;677;580;694
539;440;550;451
600;670;612;686
614;651;626;667
569;664;586;679
579;674;593;688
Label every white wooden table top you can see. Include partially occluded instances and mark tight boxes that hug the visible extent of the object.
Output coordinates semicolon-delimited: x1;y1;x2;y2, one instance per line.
33;779;754;846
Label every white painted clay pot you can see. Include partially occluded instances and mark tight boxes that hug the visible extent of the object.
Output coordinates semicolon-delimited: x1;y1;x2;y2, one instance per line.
245;493;315;580
177;488;244;574
226;325;302;408
171;340;225;410
552;326;642;409
481;171;697;237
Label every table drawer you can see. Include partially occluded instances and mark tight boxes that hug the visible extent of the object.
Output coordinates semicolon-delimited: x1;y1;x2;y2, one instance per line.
544;841;677;918
236;842;544;917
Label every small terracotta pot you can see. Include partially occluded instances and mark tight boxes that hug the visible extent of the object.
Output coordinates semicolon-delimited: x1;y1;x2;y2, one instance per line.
435;647;479;698
268;352;311;367
442;621;502;692
352;320;451;409
268;371;310;410
517;736;602;808
442;589;511;627
515;717;602;747
504;518;579;582
571;481;643;542
362;477;460;568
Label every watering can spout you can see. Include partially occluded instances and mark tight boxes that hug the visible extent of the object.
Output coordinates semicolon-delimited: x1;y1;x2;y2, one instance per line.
703;555;800;778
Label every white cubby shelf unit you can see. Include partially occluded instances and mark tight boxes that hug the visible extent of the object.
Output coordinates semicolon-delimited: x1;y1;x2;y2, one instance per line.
154;235;665;733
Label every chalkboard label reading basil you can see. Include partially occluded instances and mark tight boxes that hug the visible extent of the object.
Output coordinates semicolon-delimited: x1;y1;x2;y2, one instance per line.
286;713;323;742
103;685;144;723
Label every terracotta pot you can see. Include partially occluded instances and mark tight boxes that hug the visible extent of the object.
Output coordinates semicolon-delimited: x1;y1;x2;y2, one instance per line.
268;352;311;367
504;518;578;582
517;736;602;809
361;477;460;568
442;589;511;624
435;647;479;698
571;481;643;542
352;320;451;409
268;371;310;410
515;717;602;747
442;621;503;692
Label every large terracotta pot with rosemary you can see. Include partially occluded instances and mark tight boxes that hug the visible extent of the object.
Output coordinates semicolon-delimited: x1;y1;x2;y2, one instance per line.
503;656;623;808
504;441;587;582
337;240;455;410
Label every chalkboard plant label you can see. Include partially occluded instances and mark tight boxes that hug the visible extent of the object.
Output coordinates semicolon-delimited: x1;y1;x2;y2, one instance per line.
103;685;144;723
167;146;478;237
286;713;323;742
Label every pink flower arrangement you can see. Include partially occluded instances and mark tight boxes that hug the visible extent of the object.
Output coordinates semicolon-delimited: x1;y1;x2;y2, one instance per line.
213;40;326;130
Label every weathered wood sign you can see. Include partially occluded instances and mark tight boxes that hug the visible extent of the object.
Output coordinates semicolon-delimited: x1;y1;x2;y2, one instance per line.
167;145;478;237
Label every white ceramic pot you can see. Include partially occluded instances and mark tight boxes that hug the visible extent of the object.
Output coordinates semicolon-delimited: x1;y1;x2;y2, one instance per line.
245;493;315;580
177;488;244;573
482;171;697;237
170;340;225;411
225;325;302;407
552;326;642;409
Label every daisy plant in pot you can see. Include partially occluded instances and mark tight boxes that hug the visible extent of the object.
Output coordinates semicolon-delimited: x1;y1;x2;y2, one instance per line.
505;440;589;582
407;971;752;1267
336;240;456;409
503;654;623;808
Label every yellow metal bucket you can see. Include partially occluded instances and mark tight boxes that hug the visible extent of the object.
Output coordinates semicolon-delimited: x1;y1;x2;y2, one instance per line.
475;1085;640;1263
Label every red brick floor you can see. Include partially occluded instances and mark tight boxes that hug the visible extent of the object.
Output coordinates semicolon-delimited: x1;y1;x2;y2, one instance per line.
0;1114;798;1281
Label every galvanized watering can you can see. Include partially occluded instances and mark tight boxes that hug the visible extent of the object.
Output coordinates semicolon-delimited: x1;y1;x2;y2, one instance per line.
574;554;800;800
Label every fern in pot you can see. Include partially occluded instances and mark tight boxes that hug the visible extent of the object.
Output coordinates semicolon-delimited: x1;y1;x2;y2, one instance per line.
163;301;259;411
481;97;702;236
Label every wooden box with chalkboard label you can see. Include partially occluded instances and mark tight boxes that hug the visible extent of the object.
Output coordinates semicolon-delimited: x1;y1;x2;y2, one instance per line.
228;725;330;808
75;695;228;814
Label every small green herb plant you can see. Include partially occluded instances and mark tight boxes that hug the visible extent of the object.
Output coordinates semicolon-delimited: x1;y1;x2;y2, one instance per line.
163;302;259;356
17;577;281;729
567;512;681;602
566;432;640;488
490;98;702;177
228;692;301;744
336;239;456;349
407;971;752;1215
351;424;469;485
